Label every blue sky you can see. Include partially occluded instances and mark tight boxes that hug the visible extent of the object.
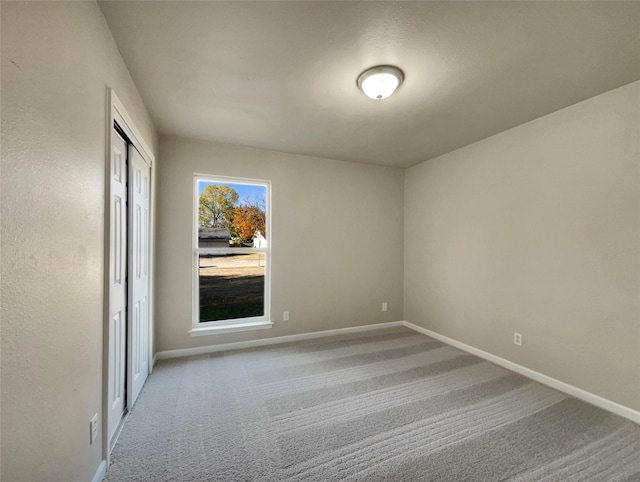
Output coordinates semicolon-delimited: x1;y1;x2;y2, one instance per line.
198;180;266;207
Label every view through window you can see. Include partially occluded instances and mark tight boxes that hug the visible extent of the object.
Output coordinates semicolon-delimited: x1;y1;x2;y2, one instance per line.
194;176;269;325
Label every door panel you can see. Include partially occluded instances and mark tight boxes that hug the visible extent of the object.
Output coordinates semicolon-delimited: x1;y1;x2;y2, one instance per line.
127;146;150;408
108;131;127;444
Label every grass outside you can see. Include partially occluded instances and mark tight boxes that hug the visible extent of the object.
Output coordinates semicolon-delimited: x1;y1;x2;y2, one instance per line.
199;254;265;322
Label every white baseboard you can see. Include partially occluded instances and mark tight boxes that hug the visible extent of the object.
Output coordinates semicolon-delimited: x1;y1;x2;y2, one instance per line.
402;321;640;425
91;460;107;482
155;321;404;360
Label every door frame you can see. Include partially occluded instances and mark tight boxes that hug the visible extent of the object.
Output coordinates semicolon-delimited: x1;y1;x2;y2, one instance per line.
102;89;156;463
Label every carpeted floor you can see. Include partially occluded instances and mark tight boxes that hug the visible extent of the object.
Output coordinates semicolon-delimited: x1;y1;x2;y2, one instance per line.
105;327;640;481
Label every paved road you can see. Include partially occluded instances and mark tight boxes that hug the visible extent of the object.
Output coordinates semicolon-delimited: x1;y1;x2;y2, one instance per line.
199;257;265;269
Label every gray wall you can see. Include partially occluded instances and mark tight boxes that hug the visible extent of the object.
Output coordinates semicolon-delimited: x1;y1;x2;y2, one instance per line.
155;136;405;352
404;81;640;411
1;2;157;480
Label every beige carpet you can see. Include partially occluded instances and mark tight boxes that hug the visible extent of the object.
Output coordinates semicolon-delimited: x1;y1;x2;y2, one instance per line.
106;327;640;481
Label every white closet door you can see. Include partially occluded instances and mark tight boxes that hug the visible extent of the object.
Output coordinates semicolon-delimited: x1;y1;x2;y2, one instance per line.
108;130;128;443
127;146;151;408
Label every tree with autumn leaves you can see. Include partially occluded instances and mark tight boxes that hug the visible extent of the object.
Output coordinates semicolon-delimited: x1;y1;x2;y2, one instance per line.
198;184;266;245
233;204;266;243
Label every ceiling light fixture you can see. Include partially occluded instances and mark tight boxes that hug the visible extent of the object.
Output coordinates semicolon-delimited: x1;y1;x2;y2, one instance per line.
357;65;404;100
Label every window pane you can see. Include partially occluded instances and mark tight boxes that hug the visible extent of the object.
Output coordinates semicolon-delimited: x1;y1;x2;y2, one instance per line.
197;181;267;249
198;253;265;322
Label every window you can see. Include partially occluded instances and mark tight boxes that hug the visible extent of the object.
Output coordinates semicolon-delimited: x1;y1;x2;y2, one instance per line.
191;175;271;335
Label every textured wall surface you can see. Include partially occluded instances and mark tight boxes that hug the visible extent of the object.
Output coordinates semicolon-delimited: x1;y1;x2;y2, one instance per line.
405;81;640;411
155;136;405;352
0;2;156;480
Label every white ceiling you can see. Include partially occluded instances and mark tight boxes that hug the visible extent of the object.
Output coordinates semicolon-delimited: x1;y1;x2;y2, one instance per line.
99;1;640;168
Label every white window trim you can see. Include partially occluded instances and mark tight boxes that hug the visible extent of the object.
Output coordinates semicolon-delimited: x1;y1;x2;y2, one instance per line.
190;174;272;335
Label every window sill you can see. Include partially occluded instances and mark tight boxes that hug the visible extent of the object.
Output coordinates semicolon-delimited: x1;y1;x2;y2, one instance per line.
189;320;274;337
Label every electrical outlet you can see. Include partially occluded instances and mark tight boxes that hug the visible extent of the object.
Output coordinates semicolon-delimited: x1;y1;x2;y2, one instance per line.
382;302;388;312
90;414;98;444
283;311;289;321
514;332;522;346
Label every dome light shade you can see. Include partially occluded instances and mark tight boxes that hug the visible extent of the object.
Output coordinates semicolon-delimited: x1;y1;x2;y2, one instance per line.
357;65;404;100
